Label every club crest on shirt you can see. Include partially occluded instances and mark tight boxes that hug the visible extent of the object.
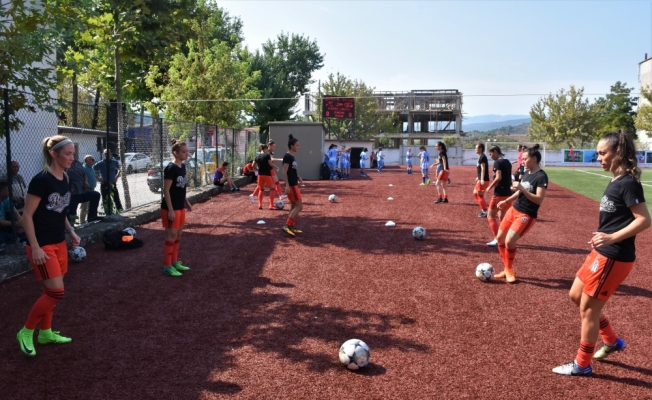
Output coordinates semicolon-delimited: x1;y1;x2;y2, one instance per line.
292;160;297;169
521;181;533;193
46;192;71;213
176;175;187;188
590;260;599;273
600;195;616;213
521;217;528;223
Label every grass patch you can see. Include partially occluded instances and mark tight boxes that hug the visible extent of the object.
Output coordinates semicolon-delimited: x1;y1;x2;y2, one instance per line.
545;167;652;214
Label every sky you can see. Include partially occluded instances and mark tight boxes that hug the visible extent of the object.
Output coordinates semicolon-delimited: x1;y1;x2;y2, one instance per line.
220;0;652;117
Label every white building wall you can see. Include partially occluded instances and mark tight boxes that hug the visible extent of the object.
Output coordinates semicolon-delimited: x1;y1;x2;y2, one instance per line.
638;57;652;149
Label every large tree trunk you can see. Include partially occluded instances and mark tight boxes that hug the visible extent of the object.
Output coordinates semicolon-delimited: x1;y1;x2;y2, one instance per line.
91;87;101;130
114;17;132;209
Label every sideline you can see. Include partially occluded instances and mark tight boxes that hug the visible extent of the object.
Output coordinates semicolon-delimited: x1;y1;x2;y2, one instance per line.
574;169;652;188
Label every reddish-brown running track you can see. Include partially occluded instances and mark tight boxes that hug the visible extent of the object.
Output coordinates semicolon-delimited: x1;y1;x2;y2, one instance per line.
1;166;652;399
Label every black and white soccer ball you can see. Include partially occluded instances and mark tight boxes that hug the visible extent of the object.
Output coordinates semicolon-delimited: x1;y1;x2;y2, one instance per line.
412;226;426;240
475;262;494;282
70;246;86;263
275;200;284;209
123;227;136;236
328;194;337;203
339;339;370;370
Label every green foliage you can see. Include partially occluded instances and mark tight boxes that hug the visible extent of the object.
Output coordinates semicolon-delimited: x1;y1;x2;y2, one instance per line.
318;72;397;140
466;123;530;136
635;85;652;134
442;135;458;148
593;81;637;138
529;86;599;148
249;32;323;135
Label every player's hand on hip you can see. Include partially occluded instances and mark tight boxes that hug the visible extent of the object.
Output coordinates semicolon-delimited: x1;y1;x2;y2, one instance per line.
168;212;175;222
32;247;49;266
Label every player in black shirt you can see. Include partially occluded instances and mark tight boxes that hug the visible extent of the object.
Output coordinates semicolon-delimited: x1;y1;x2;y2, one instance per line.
282;135;304;236
553;130;651;377
485;145;513;246
473;143;490;217
161;139;193;277
17;136;81;357
433;141;450;203
494;144;548;283
255;143;280;210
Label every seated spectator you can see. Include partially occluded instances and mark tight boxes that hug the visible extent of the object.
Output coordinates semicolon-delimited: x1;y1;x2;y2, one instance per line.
0;181;25;244
213;162;240;192
242;160;257;183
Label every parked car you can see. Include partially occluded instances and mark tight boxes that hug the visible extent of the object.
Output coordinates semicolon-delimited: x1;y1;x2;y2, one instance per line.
146;159;198;192
124;152;151;174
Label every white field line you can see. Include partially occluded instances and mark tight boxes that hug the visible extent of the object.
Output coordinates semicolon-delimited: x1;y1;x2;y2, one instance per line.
574;169;652;188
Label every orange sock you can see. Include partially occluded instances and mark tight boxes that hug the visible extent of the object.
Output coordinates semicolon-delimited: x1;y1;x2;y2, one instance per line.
172;239;180;264
269;191;276;208
575;341;596;368
506;247;516;271
444;195;448;199
497;243;507;266
25;289;64;330
479;196;487;211
258;190;264;208
599;316;618;345
164;240;174;267
489;217;499;237
253;186;260;196
286;217;295;227
276;182;282;196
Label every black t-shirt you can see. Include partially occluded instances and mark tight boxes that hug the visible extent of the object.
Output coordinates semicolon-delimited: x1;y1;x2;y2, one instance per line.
439;150;448;170
161;163;187;210
27;171;71;247
477;154;489;181
256;153;272;176
493;158;513;197
596;174;646;262
513;169;548;219
283;153;299;186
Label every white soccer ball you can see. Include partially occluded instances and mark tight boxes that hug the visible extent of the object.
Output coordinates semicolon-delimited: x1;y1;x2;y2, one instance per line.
412;226;426;240
123;227;136;236
275;200;284;209
70;247;86;263
475;262;494;282
328;194;337;203
339;339;370;370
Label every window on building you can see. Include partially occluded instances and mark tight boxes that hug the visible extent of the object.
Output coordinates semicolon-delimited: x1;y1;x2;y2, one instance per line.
402;139;409;146
428;121;435;132
414;122;421;132
427;139;438;146
413;139;421;146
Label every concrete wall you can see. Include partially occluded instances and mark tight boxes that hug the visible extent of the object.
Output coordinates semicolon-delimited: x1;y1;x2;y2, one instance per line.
639;58;652;148
269;122;325;180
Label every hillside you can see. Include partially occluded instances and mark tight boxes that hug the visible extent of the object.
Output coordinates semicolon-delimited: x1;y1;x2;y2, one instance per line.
463;118;531;132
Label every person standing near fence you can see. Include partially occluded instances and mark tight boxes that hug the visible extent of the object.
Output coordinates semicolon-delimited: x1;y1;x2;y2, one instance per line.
94;149;123;214
67;155;101;225
80;155;98;223
161;139;192;277
17;135;80;357
10;161;27;212
282;135;304;236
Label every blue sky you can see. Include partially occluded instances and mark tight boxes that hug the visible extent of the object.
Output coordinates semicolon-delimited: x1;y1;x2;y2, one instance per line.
221;1;651;116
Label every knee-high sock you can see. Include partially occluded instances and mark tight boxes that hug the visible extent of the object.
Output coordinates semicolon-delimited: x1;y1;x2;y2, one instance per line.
489;217;499;237
575;341;596;368
25;289;64;330
599;315;618;345
276;182;282;196
497;243;507;267
473;192;484;210
172;239;180;264
286;217;295;227
253;186;260;196
477;194;487;211
258;189;264;208
164;240;174;267
269;190;275;207
506;247;516;271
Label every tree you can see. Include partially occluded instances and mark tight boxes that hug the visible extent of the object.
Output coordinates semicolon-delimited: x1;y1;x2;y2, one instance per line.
594;81;638;138
634;85;652;134
529;86;599;148
318;72;397;140
250;32;324;139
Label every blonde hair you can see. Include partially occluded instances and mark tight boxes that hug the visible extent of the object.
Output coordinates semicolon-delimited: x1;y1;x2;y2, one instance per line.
42;135;71;178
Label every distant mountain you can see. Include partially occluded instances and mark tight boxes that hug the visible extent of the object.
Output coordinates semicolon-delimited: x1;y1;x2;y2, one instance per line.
463;115;530;124
464;118;531;132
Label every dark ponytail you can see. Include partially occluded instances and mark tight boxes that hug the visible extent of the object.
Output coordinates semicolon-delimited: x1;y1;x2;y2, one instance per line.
600;130;641;181
288;134;298;149
526;144;541;164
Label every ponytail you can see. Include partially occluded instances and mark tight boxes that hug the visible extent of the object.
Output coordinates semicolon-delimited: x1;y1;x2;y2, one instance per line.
526;144;541;164
288;134;298;149
600;130;641;181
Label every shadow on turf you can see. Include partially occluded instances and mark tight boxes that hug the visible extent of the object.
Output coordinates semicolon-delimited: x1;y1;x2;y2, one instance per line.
518;277;652;298
517;244;586;255
599;360;652;383
201;380;243;395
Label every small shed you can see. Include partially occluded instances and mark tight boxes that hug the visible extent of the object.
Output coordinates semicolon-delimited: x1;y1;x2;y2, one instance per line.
269;122;325;180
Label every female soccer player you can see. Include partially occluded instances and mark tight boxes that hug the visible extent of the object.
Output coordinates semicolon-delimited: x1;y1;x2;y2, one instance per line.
359;147;368;177
17;135;81;356
267;140;286;199
342;147;351;179
377;147;385;173
418;146;430;186
552;131;650;376
494;144;547;282
512;144;525;181
326;144;338;180
282;135;304;236
161;139;193;277
485;145;513;246
474;143;490;217
255;143;279;209
433;141;450;203
406;147;413;175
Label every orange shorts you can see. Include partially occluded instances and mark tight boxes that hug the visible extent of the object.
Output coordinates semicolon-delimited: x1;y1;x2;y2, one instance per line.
161;208;186;229
489;195;513;210
437;170;450;182
258;175;274;189
271;170;277;178
499;207;536;237
577;250;633;301
287;185;302;202
26;241;68;281
474;181;490;193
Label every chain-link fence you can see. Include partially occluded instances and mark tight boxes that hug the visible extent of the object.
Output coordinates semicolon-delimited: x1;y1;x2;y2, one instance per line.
0;88;257;243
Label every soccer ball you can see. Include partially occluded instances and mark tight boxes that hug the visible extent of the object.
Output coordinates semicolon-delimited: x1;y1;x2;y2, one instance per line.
475;262;494;282
412;226;426;240
123;227;136;236
275;200;284;209
328;194;337;203
339;339;370;370
70;247;86;263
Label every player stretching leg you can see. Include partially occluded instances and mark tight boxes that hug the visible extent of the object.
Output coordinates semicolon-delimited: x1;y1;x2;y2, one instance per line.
494;144;547;283
162;139;193;277
282;135;304;236
473;143;490;217
417;146;430;185
485;145;513;246
552;131;651;376
433;141;450;203
17;136;80;356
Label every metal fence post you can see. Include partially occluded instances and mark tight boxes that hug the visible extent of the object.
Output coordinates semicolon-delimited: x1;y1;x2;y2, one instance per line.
160;118;164;202
105;104;112;215
194;122;199;187
231;128;235;176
